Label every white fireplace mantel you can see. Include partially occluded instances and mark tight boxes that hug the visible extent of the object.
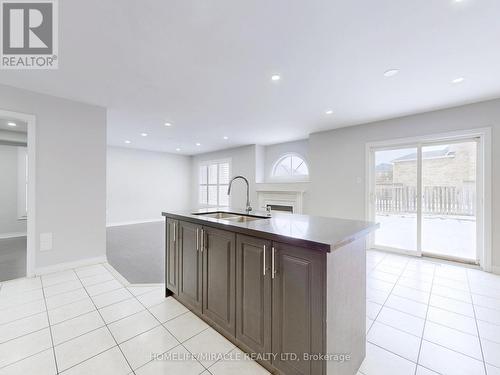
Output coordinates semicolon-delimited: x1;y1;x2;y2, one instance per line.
255;183;308;214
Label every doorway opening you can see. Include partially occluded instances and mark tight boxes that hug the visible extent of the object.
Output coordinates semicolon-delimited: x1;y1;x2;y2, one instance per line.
0;109;36;280
367;129;490;268
0;118;28;281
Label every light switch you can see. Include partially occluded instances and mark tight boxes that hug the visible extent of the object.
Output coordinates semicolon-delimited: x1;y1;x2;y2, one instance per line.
40;232;53;251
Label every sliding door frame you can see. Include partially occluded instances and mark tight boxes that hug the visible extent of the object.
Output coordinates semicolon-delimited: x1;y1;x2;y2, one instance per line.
365;128;492;271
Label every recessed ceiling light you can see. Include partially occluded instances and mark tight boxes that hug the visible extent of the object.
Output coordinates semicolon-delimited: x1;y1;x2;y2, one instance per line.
325;110;333;115
383;69;399;77
124;140;131;144
195;142;201;146
164;122;172;127
451;77;464;84
176;148;181;152
140;132;148;137
7;122;16;127
223;136;229;140
271;74;281;81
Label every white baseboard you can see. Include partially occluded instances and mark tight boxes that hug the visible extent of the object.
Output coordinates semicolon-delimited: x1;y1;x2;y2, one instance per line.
106;219;163;228
0;232;27;239
128;283;163;287
104;263;130;286
34;255;108;276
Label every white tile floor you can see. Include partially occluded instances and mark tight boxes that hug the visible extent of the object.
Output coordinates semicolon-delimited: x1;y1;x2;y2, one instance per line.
0;251;499;375
363;250;500;375
0;263;267;375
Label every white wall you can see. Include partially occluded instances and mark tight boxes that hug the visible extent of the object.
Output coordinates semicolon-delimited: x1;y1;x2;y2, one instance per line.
308;98;500;269
0;145;27;236
191;145;257;210
0;84;107;271
107;147;191;224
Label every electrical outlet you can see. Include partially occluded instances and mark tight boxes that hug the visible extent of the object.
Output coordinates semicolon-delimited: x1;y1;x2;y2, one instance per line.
40;233;53;251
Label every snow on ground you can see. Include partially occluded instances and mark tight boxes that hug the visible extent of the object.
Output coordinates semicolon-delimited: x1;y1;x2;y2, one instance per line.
375;214;476;261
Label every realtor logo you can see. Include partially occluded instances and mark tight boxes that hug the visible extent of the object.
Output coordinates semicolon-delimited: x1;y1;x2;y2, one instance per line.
1;0;58;69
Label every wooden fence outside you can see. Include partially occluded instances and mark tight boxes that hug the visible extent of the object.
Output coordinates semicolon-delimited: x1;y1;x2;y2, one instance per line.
375;184;476;216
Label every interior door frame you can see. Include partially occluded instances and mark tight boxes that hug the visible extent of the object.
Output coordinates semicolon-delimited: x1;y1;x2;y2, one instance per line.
0;108;37;277
365;128;492;272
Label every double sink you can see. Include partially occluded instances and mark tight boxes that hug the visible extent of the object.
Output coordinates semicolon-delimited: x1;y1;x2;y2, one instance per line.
194;211;269;223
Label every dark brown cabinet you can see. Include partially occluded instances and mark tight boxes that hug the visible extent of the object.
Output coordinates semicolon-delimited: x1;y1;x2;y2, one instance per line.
165;218;179;295
271;242;325;375
235;234;272;360
166;219;327;375
202;226;236;337
177;220;203;313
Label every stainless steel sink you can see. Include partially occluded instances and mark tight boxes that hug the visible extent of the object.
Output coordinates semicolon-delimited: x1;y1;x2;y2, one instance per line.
194;212;269;222
222;215;265;222
194;212;239;219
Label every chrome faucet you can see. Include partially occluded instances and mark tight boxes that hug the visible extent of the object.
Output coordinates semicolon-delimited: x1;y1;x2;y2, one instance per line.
227;175;252;213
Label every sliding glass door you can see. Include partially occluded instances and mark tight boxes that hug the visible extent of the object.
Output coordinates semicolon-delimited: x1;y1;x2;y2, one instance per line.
374;147;419;253
371;138;479;263
421;140;477;261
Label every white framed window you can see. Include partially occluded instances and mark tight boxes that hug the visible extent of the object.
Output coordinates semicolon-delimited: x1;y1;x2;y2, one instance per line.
199;159;231;207
271;153;309;181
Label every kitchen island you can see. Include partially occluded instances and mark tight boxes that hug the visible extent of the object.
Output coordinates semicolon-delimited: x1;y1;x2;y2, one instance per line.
162;208;378;375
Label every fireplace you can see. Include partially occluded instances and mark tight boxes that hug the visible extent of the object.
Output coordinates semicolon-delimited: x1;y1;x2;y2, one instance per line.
266;204;294;213
256;186;305;214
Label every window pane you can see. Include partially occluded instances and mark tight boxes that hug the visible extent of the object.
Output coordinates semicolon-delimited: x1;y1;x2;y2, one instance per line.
294;163;309;175
199;185;207;205
208;164;218;184
199;165;208;184
273;155;309;178
291;156;309;176
219;163;230;184
422;141;477;261
219;185;229;206
274;156;292;176
291;156;302;170
208;186;218;205
374;147;418;251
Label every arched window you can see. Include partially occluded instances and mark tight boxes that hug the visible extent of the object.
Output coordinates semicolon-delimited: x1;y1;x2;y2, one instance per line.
272;154;309;179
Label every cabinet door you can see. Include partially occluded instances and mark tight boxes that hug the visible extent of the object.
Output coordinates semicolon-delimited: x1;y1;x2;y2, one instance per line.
202;226;236;337
272;242;325;375
165;218;178;295
178;221;203;313
235;234;272;358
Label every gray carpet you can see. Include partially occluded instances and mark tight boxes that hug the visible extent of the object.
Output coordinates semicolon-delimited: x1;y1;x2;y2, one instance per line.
0;236;27;282
106;221;165;284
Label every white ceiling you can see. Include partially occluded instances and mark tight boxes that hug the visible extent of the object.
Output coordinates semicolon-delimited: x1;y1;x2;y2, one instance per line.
0;0;499;155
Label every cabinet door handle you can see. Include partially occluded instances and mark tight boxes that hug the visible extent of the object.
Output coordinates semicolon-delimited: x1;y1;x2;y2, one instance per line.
263;245;266;276
271;246;276;279
200;229;204;252
196;228;199;251
173;222;177;244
